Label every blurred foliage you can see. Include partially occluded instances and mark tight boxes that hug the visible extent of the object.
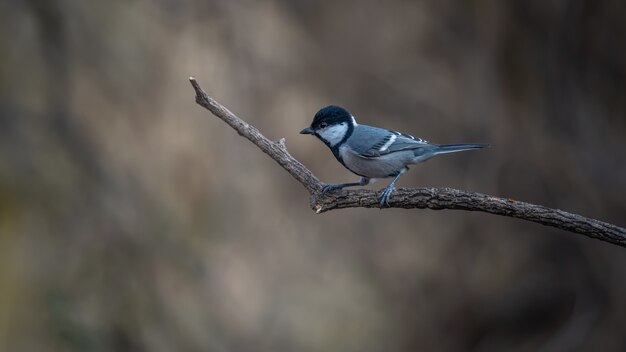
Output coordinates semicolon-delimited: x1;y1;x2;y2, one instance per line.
1;0;625;351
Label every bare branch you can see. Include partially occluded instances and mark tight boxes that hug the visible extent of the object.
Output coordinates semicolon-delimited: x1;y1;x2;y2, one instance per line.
189;77;626;247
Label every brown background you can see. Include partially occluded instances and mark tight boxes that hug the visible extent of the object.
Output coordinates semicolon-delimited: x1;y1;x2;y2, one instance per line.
1;0;625;351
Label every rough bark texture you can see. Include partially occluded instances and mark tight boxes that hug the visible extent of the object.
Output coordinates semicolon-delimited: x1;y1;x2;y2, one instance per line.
190;77;626;247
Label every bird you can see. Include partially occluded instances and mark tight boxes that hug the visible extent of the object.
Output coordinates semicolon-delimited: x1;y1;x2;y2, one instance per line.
300;105;489;207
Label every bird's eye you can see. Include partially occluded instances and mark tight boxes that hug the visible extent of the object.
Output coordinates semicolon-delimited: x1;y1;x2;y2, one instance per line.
319;122;328;128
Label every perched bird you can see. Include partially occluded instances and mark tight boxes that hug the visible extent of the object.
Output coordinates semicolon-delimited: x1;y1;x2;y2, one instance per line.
300;105;489;206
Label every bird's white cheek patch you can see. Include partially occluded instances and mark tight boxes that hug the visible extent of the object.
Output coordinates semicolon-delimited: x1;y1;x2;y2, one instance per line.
318;123;348;147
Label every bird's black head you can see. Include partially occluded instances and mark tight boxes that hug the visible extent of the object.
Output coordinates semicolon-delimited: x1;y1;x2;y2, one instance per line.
311;105;353;129
299;105;356;141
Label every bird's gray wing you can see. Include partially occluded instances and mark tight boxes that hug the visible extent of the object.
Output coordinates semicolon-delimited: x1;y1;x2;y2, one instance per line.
348;125;430;158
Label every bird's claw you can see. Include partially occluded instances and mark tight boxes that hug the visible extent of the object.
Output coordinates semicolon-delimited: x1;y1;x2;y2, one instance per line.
379;186;395;207
322;184;342;193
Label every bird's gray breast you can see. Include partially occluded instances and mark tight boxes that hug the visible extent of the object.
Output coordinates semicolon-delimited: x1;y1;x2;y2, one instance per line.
338;144;414;178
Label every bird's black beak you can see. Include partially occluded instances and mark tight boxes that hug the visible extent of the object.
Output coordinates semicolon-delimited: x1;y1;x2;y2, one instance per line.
300;127;314;135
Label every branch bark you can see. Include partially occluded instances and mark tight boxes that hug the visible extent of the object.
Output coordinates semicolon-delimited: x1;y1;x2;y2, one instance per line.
189;77;626;247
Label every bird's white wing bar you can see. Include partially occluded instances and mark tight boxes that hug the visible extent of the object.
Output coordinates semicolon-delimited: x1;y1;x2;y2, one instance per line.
378;134;397;151
391;130;428;144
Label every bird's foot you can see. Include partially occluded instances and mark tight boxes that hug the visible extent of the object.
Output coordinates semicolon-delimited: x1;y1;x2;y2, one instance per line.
322;183;345;193
379;185;396;207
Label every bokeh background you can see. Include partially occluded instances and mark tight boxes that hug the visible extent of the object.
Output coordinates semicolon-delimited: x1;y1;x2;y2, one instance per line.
1;0;626;351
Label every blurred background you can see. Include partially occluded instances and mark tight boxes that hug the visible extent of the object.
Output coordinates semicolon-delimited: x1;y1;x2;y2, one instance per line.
1;0;625;351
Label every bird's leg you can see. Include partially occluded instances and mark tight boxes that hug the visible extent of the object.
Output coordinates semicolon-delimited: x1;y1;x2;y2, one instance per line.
322;177;370;193
379;168;407;207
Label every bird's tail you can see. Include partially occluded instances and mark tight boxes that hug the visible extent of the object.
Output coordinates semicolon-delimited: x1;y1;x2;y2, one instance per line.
411;143;489;163
432;143;490;155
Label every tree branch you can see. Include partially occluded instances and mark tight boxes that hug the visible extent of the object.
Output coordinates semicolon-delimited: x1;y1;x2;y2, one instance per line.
189;77;626;247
